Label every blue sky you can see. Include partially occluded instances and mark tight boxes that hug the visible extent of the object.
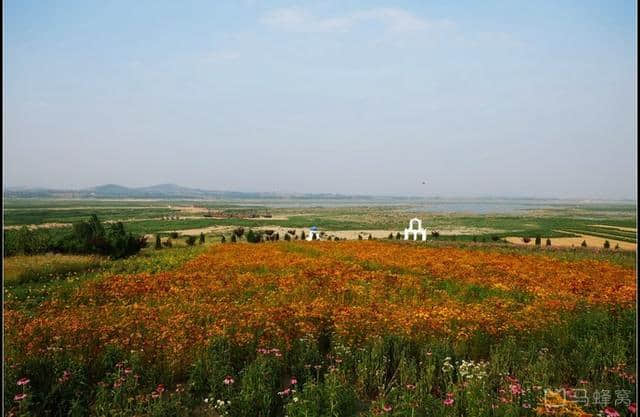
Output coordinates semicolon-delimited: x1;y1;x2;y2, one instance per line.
3;0;637;198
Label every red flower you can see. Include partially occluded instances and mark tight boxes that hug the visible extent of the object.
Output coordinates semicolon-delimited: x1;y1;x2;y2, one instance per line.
223;375;235;385
14;393;27;401
443;398;454;406
290;376;298;385
629;403;637;414
383;404;393;412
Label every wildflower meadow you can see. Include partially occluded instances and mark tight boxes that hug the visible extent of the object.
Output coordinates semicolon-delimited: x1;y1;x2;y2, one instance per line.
3;241;636;416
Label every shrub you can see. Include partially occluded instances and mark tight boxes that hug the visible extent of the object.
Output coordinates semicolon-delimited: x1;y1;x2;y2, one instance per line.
233;228;245;238
522;237;531;243
246;230;262;243
368;234;373;240
155;234;162;250
535;236;541;246
546;238;552;246
284;234;291;241
199;233;205;244
615;243;620;250
491;236;500;242
581;240;587;247
431;231;440;238
472;236;477;242
603;240;610;249
301;231;306;240
358;235;362;240
231;235;237;243
185;235;197;246
312;233;317;241
396;232;401;240
221;235;226;243
163;238;173;248
388;233;394;239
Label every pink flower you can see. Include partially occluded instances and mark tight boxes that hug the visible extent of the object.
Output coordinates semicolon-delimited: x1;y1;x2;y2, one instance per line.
155;384;165;393
58;370;72;383
223;376;235;385
383;404;393;412
14;393;27;401
629;403;637;414
113;380;123;389
124;368;132;375
406;384;416;390
290;376;298;385
16;378;30;386
509;384;523;395
604;407;620;417
579;380;589;385
523;403;531;409
443;398;454;406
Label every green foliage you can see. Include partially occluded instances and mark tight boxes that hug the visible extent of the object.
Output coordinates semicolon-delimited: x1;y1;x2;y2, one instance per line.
246;229;262;243
3;216;146;259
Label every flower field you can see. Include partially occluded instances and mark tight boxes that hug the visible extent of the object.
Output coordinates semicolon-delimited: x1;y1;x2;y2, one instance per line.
4;241;637;416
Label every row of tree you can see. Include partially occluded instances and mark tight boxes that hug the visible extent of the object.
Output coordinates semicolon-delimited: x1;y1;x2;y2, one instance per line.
4;215;147;258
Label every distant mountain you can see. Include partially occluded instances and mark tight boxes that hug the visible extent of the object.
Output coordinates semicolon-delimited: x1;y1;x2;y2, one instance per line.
3;184;390;200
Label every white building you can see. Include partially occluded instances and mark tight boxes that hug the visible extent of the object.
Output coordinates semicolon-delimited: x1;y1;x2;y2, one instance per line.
306;226;320;241
404;218;427;241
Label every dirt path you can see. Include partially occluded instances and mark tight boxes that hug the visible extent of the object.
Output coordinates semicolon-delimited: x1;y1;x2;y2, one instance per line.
590;224;637;232
505;234;636;251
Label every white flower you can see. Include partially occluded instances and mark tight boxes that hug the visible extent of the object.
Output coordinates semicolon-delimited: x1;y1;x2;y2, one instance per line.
293;397;299;402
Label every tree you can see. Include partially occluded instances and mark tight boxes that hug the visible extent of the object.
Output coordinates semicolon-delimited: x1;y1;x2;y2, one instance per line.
388;233;394;239
199;232;205;244
368;234;373;240
246;229;262;243
233;228;245;238
358;234;363;240
221;235;226;243
311;233;317;240
231;235;237;243
603;240;610;249
186;235;197;246
396;232;401;240
284;233;291;241
546;238;551;246
581;240;587;247
301;231;306;240
155;234;162;250
535;236;541;246
431;231;440;239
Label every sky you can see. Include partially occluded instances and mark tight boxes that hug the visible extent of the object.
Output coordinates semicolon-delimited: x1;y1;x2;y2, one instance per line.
2;0;637;199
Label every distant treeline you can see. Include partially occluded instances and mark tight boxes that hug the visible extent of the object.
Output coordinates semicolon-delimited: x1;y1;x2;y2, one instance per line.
3;215;147;258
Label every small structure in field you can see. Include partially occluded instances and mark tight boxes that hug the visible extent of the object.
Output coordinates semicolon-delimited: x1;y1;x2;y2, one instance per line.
306;226;320;241
404;218;427;241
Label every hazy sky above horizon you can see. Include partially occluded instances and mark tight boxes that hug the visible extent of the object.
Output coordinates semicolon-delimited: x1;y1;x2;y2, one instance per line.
3;0;637;199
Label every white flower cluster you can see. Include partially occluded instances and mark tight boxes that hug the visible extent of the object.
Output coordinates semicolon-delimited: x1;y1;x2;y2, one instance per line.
458;360;488;380
203;397;231;415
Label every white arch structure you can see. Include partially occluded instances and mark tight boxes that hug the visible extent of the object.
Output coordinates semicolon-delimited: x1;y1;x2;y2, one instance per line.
404;218;427;241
